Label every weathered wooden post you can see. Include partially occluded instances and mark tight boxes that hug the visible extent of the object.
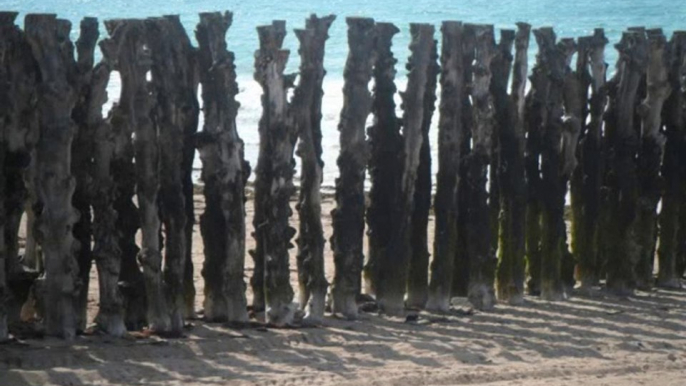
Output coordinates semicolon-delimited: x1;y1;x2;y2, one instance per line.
427;21;464;311
106;19;171;332
1;11;40;340
452;24;476;297
603;30;648;294
196;12;250;323
464;24;496;309
253;21;297;325
330;17;375;319
101;19;147;330
365;22;401;298
538;32;577;300
374;23;434;315
495;24;529;304
89;58;125;335
634;29;670;288
406;32;438;310
146;15;197;334
25;14;80;338
571;29;608;289
293;14;336;323
560;38;583;291
657;32;686;288
524;28;552;296
70;17;99;333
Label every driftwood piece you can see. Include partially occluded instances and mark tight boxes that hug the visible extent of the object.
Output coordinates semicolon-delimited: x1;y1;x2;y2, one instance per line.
406;32;438;309
196;12;250;323
365;22;401;298
101;19;146;330
25;14;80;338
293;14;336;323
452;24;476;297
375;23;434;315
634;30;671;288
571;29;608;289
603;30;648;294
427;21;464;311
146;14;197;335
657;32;686;288
465;24;496;310
330;18;375;319
253;21;297;326
495;25;527;304
70;17;99;333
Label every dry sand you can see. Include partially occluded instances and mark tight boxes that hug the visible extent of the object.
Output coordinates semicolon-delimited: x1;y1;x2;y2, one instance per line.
1;194;685;385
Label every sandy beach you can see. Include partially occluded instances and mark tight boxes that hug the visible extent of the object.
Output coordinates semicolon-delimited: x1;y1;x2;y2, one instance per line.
1;194;685;385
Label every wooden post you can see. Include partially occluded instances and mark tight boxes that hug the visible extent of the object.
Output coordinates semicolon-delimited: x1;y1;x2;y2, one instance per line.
657;32;686;288
146;15;197;335
331;17;375;319
101;19;146;330
452;24;476;297
537;32;577;300
560;38;583;292
406;31;438;309
70;17;99;333
106;19;171;332
365;22;402;298
196;12;251;323
89;59;125;335
465;24;496;310
524;28;553;296
495;24;528;304
0;11;40;339
427;21;464;312
374;23;434;315
571;29;608;289
293;14;336;324
634;30;671;288
25;14;80;338
604;31;648;294
253;21;297;326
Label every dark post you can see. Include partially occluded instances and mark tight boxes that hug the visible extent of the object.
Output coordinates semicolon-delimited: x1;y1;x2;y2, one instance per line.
101;19;146;330
465;24;496;309
196;12;251;323
330;17;375;319
406;31;439;309
571;29;608;290
495;24;529;304
427;21;464;311
634;29;670;288
365;22;401;298
657;32;686;288
375;23;434;315
25;14;80;338
293;14;336;324
603;31;648;294
70;17;99;333
253;21;297;326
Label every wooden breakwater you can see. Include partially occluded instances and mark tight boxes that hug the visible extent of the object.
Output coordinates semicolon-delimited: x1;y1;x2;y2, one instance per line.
1;11;685;340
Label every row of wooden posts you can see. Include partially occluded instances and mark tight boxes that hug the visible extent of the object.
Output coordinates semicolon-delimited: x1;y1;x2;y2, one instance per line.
1;11;685;340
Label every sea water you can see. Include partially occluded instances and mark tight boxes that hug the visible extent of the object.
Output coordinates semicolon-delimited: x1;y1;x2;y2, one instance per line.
4;0;685;188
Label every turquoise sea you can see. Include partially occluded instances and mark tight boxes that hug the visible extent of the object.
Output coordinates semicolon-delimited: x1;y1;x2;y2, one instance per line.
4;0;686;186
